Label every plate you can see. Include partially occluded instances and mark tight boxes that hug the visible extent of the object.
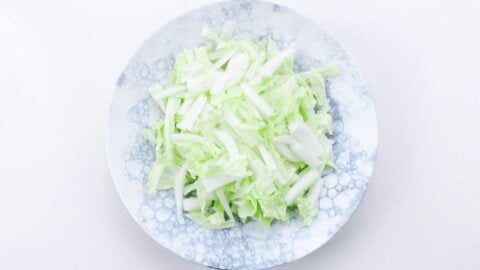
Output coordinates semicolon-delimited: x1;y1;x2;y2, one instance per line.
106;1;377;269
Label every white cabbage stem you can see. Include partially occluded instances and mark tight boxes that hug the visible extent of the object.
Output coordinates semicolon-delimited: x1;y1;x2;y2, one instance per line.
174;164;188;224
285;169;320;205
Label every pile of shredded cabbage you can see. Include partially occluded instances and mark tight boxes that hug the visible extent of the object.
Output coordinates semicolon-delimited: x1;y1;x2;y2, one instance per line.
144;23;339;229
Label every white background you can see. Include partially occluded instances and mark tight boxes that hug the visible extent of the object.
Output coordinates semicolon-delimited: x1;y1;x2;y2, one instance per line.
1;0;479;269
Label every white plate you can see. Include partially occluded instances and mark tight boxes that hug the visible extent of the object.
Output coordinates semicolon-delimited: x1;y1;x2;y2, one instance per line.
106;1;377;269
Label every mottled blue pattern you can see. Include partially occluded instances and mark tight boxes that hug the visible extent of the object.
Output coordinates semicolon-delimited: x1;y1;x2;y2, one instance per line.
106;1;377;269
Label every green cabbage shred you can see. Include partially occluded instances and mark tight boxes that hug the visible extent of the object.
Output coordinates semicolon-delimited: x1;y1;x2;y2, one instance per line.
145;23;339;229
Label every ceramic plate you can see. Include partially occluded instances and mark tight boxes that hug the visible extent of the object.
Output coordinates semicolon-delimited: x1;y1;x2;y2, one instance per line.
106;1;377;269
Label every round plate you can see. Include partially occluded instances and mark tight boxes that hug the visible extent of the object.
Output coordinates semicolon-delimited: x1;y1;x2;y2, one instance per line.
106;1;377;269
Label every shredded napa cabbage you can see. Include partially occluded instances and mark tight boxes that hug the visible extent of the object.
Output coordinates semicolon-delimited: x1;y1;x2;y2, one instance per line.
144;23;338;229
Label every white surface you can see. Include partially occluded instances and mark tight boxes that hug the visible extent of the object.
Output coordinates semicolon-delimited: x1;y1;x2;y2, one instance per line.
1;0;479;269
